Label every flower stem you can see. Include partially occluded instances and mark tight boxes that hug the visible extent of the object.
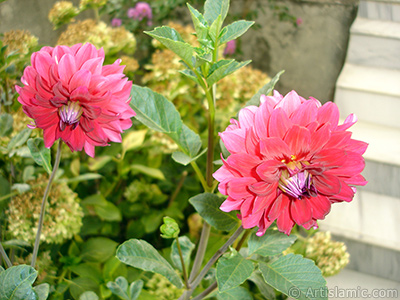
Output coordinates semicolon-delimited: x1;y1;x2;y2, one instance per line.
176;237;189;289
192;282;217;300
31;140;63;268
188;222;211;283
0;242;12;268
180;226;245;300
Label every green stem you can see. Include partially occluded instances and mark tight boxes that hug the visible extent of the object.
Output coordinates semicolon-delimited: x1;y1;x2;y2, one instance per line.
192;282;217;300
179;226;245;300
235;229;251;251
190;161;207;192
168;171;188;208
176;237;189;289
188;222;211;283
31;140;63;268
0;242;12;268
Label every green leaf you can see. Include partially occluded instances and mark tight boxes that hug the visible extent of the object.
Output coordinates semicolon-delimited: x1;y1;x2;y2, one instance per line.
246;70;285;106
187;3;208;40
145;27;194;67
27;138;52;174
259;254;327;300
106;277;129;300
216;252;254;292
7;128;31;151
209;15;223;42
23;166;35;182
116;239;184;288
0;113;13;137
204;0;229;25
248;271;276;300
171;236;195;273
88;156;112;171
248;227;297;257
95;201;122;222
189;193;238;231
217;286;253;300
70;264;103;284
172;147;207;166
0;265;38;300
129;280;143;300
0;266;4;273
79;291;99;300
207;60;251;86
179;69;200;85
70;277;99;300
33;283;50;300
57;173;102;184
130;164;165;180
0;175;10;199
130;85;201;158
220;21;255;44
122;129;147;154
11;183;31;194
81;237;118;263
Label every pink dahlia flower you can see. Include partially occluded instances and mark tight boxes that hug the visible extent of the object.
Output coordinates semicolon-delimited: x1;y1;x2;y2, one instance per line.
16;43;135;157
213;90;367;236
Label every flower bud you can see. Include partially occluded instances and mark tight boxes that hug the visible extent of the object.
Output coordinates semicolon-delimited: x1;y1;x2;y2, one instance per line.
160;216;180;239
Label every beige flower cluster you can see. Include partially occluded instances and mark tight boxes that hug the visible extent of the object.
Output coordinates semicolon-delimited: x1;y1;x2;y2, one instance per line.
7;174;84;244
1;30;38;56
305;231;350;277
48;1;79;29
146;273;184;300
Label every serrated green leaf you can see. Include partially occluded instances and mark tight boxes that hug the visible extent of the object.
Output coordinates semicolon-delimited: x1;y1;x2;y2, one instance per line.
171;236;195;273
130;164;165;180
116;239;184;288
81;237;118;263
33;283;50;300
7;128;31;151
204;0;229;25
207;60;251;86
179;69;200;85
79;291;99;300
217;286;253;300
0;113;13;137
189;193;238;231
246;70;285;106
145;27;194;67
130;85;201;158
216;252;254;292
248;271;276;300
220;20;255;44
172;147;207;166
27;138;52;174
259;254;327;300
187;3;208;40
248;227;297;257
0;265;38;300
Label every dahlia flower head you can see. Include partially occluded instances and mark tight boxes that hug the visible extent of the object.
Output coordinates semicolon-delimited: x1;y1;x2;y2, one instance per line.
16;43;135;157
213;90;367;236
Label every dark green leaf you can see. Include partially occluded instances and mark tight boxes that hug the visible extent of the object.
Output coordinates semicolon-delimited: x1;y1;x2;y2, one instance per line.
94;201;122;222
7;128;31;151
172;147;207;166
0;113;13;137
220;21;255;44
70;277;99;300
248;271;276;300
116;239;184;288
246;70;285;106
248;227;297;257
259;254;327;300
217;286;253;300
81;237;118;263
0;175;10;199
204;0;229;25
33;283;50;300
0;265;38;300
27;138;52;174
145;27;194;67
171;236;195;272
207;60;251;86
216;252;254;291
70;264;102;284
189;193;238;231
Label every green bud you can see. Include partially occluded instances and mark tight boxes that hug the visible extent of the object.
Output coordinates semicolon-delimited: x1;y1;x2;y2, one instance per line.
160;216;180;239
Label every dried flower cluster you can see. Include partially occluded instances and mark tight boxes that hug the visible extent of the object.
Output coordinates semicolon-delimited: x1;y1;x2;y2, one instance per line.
305;231;350;277
15;251;57;283
146;273;184;300
48;1;79;29
79;0;107;10
7;174;84;244
1;30;38;56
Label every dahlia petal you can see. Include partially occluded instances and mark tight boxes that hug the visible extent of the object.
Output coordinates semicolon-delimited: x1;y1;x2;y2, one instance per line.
245;128;260;156
227;177;257;199
68;126;85;151
290;198;313;225
103;128;122;143
256;160;284;183
70;86;91;103
220;197;244;212
317;102;339;129
75;43;99;68
327;152;365;177
52;82;69;100
276;206;295;235
242;208;264;229
268;108;292;139
80;117;94;133
238;106;257;129
254;100;273;139
84;141;95;157
249;181;276;196
260;137;291;161
81;57;104;75
268;194;290;220
226;153;261;177
290;100;318;126
311;148;347;168
313;173;341;196
275;90;302;116
337;113;357;131
256;213;274;236
329;182;355;202
308;195;331;219
345;139;368;155
302;219;317;230
32;51;53;82
43;124;57;148
284;125;311;160
253;191;277;214
69;69;91;92
220;131;246;154
324;131;351;150
102;63;125;76
213;162;237;183
309;122;331;156
344;174;368;186
58;54;77;85
83;105;102;120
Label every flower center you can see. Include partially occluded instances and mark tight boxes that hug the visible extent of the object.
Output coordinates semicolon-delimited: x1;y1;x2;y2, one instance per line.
58;101;83;131
278;169;317;199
